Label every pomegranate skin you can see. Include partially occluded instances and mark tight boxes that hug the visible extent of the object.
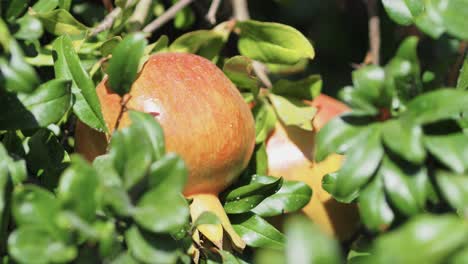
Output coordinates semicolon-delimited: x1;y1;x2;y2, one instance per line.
76;53;256;196
265;94;360;240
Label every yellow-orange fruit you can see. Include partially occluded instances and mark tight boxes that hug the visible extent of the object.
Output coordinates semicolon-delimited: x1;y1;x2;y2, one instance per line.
76;52;256;196
265;94;360;240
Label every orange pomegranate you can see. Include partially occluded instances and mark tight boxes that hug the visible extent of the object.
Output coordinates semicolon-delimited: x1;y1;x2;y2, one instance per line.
76;52;255;250
265;94;360;240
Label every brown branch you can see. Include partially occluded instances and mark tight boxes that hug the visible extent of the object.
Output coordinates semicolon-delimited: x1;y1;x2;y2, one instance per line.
206;0;222;25
366;0;380;65
142;0;194;34
231;0;272;88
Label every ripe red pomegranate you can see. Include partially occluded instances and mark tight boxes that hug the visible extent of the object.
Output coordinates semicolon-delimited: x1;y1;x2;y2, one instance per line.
265;94;360;240
76;52;255;250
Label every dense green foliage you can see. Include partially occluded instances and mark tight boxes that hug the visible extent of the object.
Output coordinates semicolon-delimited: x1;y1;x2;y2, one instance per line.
0;0;467;263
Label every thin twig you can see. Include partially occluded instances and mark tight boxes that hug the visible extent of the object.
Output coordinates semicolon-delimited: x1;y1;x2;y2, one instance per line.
129;0;152;30
206;0;222;25
231;0;249;21
91;7;122;36
252;61;272;88
142;0;194;34
231;0;272;88
366;0;380;65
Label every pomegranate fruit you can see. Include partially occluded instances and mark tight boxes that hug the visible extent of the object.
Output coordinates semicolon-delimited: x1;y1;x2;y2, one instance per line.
75;52;256;250
265;94;360;240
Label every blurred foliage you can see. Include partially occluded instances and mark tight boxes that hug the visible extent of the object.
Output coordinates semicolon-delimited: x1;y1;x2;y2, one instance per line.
0;0;467;263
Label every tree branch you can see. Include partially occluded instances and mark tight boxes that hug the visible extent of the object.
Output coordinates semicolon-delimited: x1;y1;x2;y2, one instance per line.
129;0;152;29
231;0;249;20
366;0;381;65
91;7;122;36
142;0;194;34
206;0;222;25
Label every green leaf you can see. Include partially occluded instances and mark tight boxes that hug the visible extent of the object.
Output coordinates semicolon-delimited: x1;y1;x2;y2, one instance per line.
107;33;147;96
359;176;394;231
12;185;60;231
125;226;180;263
382;0;413;25
253;101;277;143
402;89;468;125
382;120;425;164
322;172;358;203
404;0;424;16
8;227;77;264
133;191;189;233
223;177;283;214
424;133;468;173
109;127;153;191
112;252;140;264
33;9;88;35
352;65;386;106
457;57;468;90
269;94;316;131
0;40;39;93
128;111;166;161
435;171;468;215
218;250;244;264
108;111;167;191
252;180;312;217
0;145;13;237
169;30;225;57
5;0;29;21
0;79;72;130
315;113;371;162
57;155;98;222
53;35;107;132
333;125;383;199
380;156;425;216
236;20;314;64
13;15;44;41
93;154;122;188
147;153;188;195
231;213;285;250
145;35;169;55
255;142;268;175
450;246;468;263
100;36;121;57
223;56;260;94
284;215;341;264
100;186;134;217
254;248;285;264
271;75;322;100
266;59;308;75
338;86;378;114
32;0;59;13
26;129;67;188
370;214;468;263
172;0;195;30
413;0;445;38
0;143;27;185
440;0;468;40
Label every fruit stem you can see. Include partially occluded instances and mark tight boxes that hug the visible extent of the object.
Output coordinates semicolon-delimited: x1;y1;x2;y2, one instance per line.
114;94;132;131
189;193;246;252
